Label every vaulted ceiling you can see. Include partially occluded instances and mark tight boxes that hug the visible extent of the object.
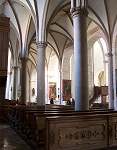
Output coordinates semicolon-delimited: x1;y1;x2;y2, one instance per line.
1;0;117;71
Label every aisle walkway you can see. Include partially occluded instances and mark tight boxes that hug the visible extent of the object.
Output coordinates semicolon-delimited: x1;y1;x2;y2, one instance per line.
0;124;32;150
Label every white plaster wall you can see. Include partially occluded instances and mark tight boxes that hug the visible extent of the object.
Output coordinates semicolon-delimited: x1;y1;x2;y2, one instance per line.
62;46;73;80
88;46;94;99
30;69;37;102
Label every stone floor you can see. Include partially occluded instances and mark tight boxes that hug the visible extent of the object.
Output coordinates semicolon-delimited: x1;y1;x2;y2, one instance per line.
0;124;32;150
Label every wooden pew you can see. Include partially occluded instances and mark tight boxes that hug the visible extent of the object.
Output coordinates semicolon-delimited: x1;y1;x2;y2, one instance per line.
6;104;74;148
26;110;108;149
34;110;117;150
6;104;117;150
24;105;74;146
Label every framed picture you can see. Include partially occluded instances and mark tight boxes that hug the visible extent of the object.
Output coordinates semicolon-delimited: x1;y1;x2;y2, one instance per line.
62;80;71;100
49;82;56;99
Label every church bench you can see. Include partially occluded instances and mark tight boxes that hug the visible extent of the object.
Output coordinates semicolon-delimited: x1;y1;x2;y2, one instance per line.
6;104;75;147
29;110;108;148
7;106;111;132
6;104;117;150
45;114;108;150
24;108;76;142
35;111;117;150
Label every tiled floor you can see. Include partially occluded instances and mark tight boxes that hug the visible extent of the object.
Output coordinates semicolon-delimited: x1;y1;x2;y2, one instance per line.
0;124;32;150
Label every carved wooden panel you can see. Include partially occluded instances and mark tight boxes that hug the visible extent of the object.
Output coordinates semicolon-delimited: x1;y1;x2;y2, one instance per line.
46;116;108;150
0;17;9;74
109;116;117;147
0;16;10;99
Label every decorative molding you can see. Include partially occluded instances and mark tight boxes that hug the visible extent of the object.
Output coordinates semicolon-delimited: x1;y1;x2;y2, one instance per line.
48;118;107;150
105;52;113;57
36;41;47;49
70;7;88;18
58;124;106;146
12;66;20;70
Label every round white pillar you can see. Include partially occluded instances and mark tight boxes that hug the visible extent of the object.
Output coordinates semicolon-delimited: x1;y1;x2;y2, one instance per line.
108;52;114;109
71;5;89;111
12;66;18;100
36;42;47;105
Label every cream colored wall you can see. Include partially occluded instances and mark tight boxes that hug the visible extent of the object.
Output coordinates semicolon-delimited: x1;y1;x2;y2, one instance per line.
62;47;73;80
30;69;37;102
88;46;94;99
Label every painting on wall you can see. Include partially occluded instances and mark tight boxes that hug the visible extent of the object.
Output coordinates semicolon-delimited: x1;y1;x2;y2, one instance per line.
49;82;56;99
62;80;71;100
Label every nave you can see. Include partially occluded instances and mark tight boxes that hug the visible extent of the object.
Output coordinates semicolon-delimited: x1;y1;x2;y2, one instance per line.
1;0;117;149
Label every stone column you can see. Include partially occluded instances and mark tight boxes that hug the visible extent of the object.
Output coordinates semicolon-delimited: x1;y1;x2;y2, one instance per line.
59;68;63;104
20;58;27;104
108;51;114;109
5;71;12;99
12;66;19;100
45;66;48;104
36;42;47;105
71;0;88;111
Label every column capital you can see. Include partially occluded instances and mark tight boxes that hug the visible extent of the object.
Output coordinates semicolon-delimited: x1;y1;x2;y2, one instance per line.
106;51;113;57
20;57;28;63
36;41;47;49
70;7;88;18
12;65;20;69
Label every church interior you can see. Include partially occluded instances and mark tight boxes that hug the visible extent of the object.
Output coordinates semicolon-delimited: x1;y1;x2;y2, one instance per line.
0;0;117;149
